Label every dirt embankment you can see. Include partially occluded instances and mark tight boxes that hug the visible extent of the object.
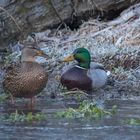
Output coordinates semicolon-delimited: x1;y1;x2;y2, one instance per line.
0;0;140;50
1;3;140;100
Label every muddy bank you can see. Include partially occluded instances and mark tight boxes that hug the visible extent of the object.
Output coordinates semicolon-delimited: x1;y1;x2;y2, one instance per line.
0;0;140;50
0;3;140;101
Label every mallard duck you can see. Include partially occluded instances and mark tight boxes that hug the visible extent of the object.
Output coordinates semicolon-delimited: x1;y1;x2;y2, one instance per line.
3;45;48;106
61;48;109;92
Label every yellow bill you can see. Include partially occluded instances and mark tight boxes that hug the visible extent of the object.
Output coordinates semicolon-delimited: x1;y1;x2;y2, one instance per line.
63;55;74;62
36;50;49;59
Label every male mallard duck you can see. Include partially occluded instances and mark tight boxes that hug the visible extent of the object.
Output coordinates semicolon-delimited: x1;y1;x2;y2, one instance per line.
61;48;109;91
3;45;48;106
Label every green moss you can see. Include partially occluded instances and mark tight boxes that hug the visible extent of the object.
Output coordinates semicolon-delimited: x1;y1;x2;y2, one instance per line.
16;6;29;14
5;110;47;123
0;94;8;103
55;101;117;120
125;118;140;125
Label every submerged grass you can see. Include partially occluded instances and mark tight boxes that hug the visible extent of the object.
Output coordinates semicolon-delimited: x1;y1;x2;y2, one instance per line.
4;110;47;123
0;94;8;103
56;101;117;119
125;118;140;125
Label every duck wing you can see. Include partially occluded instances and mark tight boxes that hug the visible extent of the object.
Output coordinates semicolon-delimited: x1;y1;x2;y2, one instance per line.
90;62;105;70
87;62;108;88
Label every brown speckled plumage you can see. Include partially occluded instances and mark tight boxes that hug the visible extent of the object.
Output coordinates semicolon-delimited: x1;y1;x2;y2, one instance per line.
3;61;48;98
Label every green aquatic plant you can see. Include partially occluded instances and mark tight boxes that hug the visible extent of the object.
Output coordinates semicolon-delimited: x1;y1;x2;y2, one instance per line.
125;118;140;125
111;105;117;114
5;110;47;123
56;101;117;119
0;94;8;103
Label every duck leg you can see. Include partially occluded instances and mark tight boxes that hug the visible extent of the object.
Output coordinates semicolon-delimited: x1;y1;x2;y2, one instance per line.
10;94;15;105
30;97;36;109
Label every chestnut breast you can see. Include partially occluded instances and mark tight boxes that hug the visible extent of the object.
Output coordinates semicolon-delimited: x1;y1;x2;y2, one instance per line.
61;66;92;91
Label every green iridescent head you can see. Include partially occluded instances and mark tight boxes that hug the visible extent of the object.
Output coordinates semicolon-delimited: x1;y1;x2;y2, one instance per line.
63;48;91;69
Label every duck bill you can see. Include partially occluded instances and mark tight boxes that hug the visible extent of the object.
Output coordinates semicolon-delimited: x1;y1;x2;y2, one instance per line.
37;50;49;59
42;53;49;60
63;55;74;62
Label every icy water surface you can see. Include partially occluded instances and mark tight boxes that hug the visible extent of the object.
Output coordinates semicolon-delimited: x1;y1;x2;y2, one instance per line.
0;99;140;140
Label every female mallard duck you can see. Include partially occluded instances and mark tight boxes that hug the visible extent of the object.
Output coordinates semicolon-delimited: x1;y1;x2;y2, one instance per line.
61;48;109;91
3;45;48;106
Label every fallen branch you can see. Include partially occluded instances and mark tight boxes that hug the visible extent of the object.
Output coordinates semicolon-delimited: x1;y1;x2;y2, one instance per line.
63;90;88;96
0;6;21;31
49;0;67;28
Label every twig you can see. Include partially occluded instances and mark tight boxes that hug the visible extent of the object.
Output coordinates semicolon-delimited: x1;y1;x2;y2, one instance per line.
54;22;63;36
0;6;21;31
49;0;67;28
91;0;99;10
59;26;113;45
63;90;88;96
91;0;104;15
